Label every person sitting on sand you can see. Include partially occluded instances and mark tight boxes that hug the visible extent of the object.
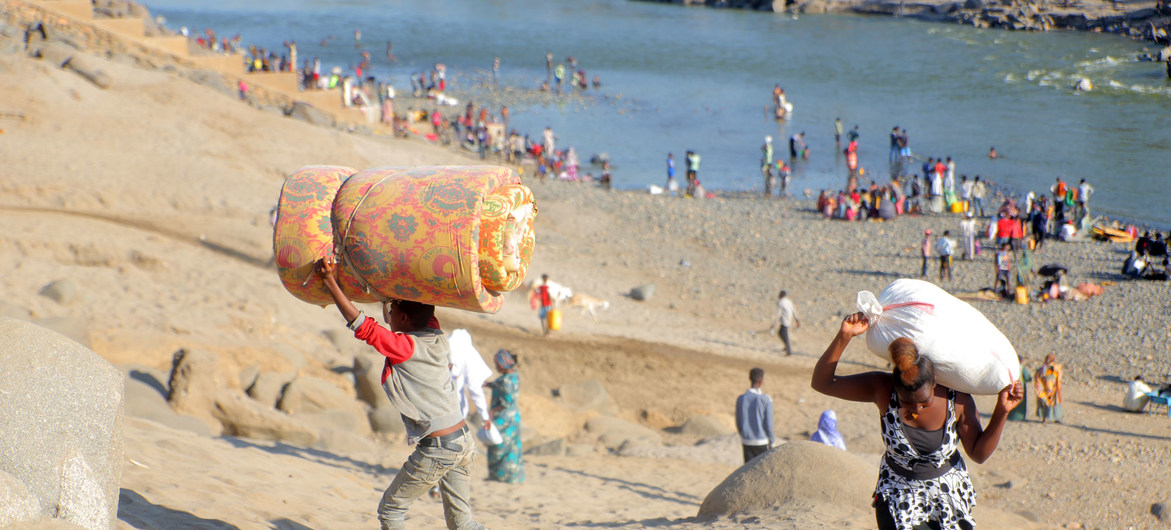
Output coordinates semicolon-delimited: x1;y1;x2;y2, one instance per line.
810;410;846;450
811;315;1023;529
314;256;483;530
1123;375;1154;412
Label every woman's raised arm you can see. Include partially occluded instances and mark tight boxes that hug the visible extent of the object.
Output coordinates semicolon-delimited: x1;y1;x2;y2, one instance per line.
811;312;888;405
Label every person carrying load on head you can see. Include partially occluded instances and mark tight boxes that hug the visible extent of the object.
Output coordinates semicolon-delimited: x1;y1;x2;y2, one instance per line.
811;312;1023;530
314;256;485;530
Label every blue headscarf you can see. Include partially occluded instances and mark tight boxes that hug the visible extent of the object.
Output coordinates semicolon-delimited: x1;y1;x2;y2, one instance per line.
494;349;516;371
810;409;846;451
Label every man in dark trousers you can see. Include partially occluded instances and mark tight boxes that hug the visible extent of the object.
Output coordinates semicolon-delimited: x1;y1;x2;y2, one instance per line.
735;368;774;464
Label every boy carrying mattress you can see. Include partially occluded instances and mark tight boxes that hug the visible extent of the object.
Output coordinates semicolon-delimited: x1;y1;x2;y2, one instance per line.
315;256;485;530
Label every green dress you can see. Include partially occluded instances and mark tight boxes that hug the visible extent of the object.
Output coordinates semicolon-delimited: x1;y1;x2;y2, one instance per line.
487;372;524;483
1007;365;1032;421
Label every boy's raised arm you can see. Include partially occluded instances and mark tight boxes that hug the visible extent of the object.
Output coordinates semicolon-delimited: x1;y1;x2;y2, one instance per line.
316;257;362;325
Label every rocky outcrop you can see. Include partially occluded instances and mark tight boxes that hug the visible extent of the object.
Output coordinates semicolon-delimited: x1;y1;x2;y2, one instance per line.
585;416;662;448
679;414;734;436
0;318;124;529
635;0;1171;43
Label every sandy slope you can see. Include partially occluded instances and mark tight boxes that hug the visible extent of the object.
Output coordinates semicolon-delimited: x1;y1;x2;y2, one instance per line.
2;34;1170;529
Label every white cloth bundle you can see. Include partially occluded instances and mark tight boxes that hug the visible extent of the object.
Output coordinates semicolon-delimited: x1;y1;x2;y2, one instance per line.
857;279;1019;395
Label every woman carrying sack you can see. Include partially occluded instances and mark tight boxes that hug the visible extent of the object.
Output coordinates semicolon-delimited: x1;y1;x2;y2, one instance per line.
811;312;1023;529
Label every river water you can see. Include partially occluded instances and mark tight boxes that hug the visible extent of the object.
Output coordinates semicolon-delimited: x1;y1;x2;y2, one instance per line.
148;0;1171;227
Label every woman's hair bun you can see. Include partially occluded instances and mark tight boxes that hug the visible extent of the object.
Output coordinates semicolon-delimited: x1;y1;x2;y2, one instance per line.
889;337;921;387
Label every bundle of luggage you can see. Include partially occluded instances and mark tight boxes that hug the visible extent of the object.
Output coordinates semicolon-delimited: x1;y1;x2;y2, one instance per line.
274;165;536;313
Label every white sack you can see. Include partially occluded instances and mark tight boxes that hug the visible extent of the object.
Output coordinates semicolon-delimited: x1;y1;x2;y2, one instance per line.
857;279;1019;395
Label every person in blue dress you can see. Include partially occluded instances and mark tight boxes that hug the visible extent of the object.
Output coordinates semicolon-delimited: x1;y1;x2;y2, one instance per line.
486;349;524;483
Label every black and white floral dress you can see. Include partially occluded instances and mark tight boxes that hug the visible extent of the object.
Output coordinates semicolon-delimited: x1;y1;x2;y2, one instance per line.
874;389;977;529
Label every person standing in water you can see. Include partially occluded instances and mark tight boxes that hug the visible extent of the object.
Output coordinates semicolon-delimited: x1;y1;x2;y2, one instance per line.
665;153;678;197
762;136;775;196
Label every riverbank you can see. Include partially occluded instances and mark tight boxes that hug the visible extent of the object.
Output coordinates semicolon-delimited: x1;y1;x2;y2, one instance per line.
638;0;1171;45
2;6;1171;529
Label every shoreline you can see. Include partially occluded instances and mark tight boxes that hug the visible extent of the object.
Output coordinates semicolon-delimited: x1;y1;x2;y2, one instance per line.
635;0;1171;45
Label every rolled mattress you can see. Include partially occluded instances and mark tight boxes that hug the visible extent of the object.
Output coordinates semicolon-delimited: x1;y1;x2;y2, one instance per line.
274;165;537;313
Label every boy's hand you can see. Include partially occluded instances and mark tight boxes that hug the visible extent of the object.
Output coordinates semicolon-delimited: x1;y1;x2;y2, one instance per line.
315;256;339;283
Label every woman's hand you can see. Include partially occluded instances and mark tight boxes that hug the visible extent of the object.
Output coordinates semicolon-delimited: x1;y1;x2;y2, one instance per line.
996;380;1025;414
839;311;869;337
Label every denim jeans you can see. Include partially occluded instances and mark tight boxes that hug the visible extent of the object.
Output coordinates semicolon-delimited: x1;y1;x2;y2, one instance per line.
378;430;484;530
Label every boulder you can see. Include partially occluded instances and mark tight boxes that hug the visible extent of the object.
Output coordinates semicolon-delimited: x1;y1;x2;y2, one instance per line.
166;348;225;434
123;376;210;437
300;409;373;437
312;429;377;457
368;407;406;435
39;279;77;304
0;469;41;527
32;41;75;67
63;54;112;89
630;284;655;301
239;364;260;392
353;351;392;409
679;415;734;436
0;318;124;529
518;392;589;439
277;376;357;415
585;416;661;448
247;371;294;408
287;102;336;128
211;392;318;446
697;441;874;520
566;444;598;457
524;438;565;457
554;380;616;414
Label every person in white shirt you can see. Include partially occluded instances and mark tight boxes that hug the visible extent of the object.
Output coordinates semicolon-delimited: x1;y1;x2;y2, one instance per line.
770;291;800;356
960;212;978;261
1077;179;1094;206
1123;375;1153;412
944;157;956;193
959;175;974;211
935;230;956;282
429;329;492;500
930;171;944;213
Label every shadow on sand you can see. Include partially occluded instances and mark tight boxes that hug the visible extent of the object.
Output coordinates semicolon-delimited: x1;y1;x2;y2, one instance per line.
221;437;399;477
118;489;239;529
